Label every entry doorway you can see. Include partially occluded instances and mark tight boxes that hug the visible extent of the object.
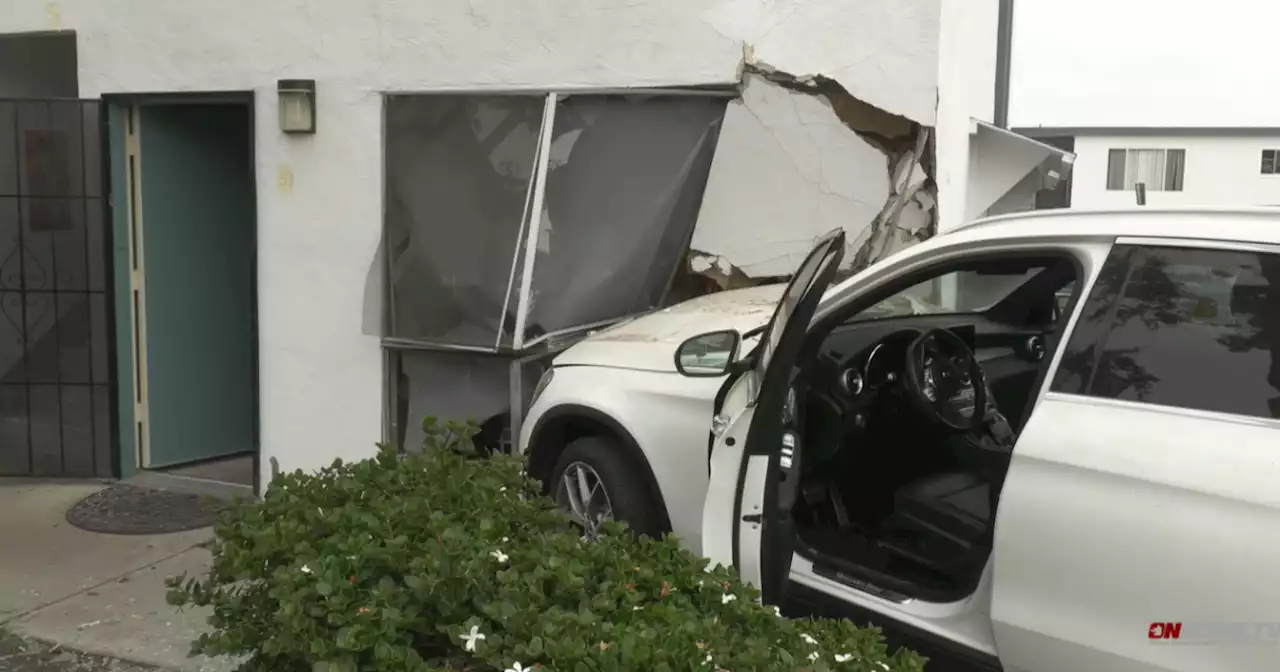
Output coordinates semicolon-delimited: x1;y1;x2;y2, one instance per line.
106;95;258;490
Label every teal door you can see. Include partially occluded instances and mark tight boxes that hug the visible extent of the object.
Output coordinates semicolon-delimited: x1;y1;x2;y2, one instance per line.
131;103;257;468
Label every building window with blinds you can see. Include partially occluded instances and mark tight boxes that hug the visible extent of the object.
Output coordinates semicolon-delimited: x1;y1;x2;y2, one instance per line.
1261;149;1280;175
1106;148;1186;191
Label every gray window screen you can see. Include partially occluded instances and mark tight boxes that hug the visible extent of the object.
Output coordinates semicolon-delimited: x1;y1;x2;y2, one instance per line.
520;94;726;343
384;93;727;350
384;95;543;348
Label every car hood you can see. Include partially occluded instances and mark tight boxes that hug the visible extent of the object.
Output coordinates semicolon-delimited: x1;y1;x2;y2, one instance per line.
553;282;947;373
554;284;786;373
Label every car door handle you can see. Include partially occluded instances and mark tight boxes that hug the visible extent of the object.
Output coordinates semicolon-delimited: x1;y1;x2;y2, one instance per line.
742;513;763;524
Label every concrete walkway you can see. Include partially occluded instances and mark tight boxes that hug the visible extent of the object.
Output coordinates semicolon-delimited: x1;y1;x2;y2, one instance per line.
0;480;238;671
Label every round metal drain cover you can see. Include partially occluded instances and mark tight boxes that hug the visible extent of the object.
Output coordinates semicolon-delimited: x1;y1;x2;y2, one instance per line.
65;485;220;535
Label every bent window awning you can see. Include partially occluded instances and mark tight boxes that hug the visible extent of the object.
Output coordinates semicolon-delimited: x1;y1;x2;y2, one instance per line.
965;119;1076;222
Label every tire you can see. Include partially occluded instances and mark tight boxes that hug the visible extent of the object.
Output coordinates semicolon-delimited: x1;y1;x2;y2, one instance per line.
549;436;665;539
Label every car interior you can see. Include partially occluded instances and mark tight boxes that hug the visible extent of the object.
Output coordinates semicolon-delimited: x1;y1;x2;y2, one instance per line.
789;254;1080;602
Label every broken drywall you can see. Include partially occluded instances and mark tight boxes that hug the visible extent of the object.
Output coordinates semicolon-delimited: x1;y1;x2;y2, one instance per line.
688;70;937;283
689;73;890;279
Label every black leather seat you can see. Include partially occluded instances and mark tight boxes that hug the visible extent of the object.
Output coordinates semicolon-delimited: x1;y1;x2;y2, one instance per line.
878;471;992;575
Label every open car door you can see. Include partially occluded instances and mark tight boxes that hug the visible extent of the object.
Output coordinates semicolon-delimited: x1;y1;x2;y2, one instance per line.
701;228;845;604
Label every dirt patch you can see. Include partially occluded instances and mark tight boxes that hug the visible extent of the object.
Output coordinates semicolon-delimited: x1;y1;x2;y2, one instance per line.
0;631;157;672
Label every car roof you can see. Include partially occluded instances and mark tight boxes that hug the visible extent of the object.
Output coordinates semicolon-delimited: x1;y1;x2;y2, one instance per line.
949;206;1280;247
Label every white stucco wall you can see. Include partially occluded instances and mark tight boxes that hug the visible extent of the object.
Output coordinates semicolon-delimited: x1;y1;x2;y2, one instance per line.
934;0;999;232
1071;134;1280;208
1;0;949;483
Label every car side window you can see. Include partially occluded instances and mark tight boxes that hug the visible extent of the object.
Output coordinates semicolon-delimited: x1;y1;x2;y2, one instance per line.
1052;243;1280;420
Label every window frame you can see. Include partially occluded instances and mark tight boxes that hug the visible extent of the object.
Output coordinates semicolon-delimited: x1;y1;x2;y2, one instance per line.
1105;148;1186;192
377;87;736;446
1049;235;1280;423
379;88;736;357
1261;148;1280;175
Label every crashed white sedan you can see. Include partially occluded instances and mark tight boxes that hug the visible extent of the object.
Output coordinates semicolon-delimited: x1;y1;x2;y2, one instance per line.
519;207;1280;671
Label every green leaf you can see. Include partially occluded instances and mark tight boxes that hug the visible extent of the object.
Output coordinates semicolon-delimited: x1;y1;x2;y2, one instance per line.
168;416;925;672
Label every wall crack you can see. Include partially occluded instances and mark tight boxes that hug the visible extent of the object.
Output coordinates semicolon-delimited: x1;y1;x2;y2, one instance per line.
695;48;940;279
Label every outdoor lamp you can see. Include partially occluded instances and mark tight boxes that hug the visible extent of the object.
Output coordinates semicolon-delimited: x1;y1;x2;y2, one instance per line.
277;79;316;134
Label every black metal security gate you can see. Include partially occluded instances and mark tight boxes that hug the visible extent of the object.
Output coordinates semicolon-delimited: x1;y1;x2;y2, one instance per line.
0;99;115;477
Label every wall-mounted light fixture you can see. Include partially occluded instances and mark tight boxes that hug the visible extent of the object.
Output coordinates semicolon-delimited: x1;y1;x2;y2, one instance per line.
277;79;316;134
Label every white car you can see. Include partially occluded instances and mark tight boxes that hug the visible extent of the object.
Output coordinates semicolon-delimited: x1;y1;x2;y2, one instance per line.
519;207;1280;672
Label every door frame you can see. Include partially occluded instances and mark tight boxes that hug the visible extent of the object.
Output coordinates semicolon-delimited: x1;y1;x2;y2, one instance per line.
104;91;259;491
702;228;846;603
716;236;1103;667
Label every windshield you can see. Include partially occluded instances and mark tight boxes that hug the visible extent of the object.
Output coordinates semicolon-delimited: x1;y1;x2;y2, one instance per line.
846;266;1048;323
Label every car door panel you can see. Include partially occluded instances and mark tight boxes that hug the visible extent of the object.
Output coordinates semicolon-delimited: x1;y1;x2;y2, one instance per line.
992;239;1280;672
992;395;1280;672
702;228;846;602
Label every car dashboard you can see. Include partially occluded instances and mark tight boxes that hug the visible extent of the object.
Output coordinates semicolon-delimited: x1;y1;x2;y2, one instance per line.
811;314;1053;433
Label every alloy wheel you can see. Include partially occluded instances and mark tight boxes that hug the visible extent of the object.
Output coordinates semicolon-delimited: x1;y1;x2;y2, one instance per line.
553;461;614;538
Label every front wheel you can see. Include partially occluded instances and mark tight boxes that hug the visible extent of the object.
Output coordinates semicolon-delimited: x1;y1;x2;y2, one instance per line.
549;436;664;539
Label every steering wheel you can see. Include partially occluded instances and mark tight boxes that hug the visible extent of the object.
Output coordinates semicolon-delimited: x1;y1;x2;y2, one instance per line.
902;328;987;432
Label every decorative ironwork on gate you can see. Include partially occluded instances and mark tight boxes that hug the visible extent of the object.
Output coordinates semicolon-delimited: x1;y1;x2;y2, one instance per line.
0;99;115;477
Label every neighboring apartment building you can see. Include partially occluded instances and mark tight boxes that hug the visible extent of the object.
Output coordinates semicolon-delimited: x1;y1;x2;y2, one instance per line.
0;0;1071;491
1017;127;1280;208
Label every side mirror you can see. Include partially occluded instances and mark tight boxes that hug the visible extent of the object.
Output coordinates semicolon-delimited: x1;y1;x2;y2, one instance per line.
675;330;741;377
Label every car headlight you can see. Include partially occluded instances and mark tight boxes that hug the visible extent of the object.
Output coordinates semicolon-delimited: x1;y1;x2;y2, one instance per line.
529;367;555;408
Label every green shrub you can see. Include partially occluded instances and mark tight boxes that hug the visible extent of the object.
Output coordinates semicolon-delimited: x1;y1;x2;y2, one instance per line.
168;419;927;672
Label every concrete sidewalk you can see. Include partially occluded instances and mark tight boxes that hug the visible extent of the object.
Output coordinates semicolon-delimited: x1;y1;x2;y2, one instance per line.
0;480;237;671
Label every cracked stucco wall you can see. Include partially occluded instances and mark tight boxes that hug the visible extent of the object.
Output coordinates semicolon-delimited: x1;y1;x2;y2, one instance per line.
690;69;936;283
0;0;946;479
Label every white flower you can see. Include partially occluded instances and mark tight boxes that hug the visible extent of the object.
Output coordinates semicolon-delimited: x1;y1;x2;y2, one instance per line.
460;625;486;652
808;651;820;661
721;593;736;604
502;537;509;542
633;606;644;611
505;663;533;672
705;654;714;664
878;663;890;670
835;653;853;662
800;633;817;646
300;565;312;574
772;606;782;617
491;550;509;563
500;487;508;492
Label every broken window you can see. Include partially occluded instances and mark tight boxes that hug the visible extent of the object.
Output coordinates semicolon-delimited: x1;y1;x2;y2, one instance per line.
384;95;544;348
381;91;729;449
384;93;727;350
519;94;726;345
